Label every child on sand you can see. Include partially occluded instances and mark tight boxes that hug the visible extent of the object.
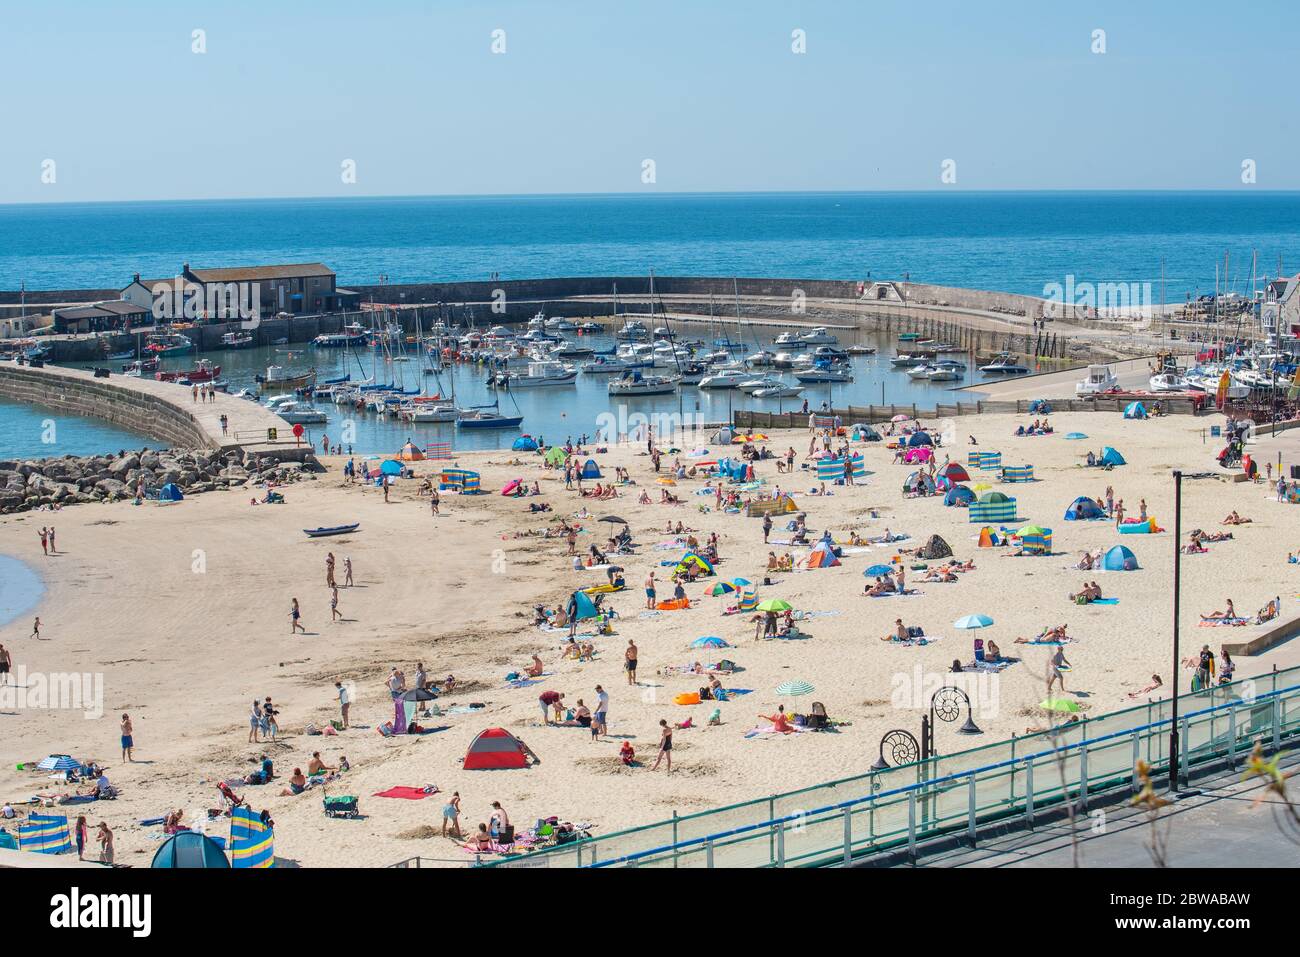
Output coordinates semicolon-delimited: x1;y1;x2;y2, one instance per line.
291;598;305;634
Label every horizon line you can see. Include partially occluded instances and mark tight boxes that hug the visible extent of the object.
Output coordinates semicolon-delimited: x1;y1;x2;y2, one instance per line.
0;186;1290;210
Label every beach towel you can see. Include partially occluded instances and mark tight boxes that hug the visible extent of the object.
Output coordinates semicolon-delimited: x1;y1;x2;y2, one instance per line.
655;598;691;611
1199;616;1250;627
373;786;436;800
1090;598;1120;605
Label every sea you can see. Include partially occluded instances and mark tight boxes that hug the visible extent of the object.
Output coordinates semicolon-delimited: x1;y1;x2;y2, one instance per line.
2;190;1298;458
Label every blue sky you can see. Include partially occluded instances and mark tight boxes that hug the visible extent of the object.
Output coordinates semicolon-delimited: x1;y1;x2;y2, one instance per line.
0;0;1292;202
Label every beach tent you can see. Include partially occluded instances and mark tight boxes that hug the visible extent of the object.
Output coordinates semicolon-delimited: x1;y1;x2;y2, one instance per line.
463;728;530;770
903;447;933;464
903;471;936;494
977;526;998;548
544;446;567;467
580;458;602;479
512;435;539;452
944;485;976;507
380;459;403;476
717;458;749;482
1064;496;1105;520
1017;525;1053;555
151;831;230;869
1001;465;1034;483
0;832;16;850
396;441;425;461
939;463;971;483
158;482;184;502
17;814;71;855
906;431;934;447
229;805;274;869
917;534;953;560
1124;402;1148;419
852;423;881;442
712;427;735;444
969;491;1016;523
1102;544;1139;571
805;541;841;568
439;469;481;493
1101;447;1126;466
674;552;714;577
569;589;600;621
1119;519;1159;535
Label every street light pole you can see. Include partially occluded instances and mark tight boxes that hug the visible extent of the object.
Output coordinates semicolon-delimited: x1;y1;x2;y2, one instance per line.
1169;469;1183;791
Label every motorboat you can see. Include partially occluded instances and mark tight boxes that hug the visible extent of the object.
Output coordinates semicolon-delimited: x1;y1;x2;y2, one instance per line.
925;365;962;382
745;350;777;367
122;357;159;375
551;340;596;359
797;327;839;345
1076;364;1119;396
845;344;877;355
794;364;854;383
156;359;222;383
489;359;577;388
1149;372;1198;392
979;352;1030;375
698;367;750;389
750;381;804;398
257;365;317;392
145;333;193;355
906;363;937;380
312;323;366;348
220;331;257;349
574;321;601;333
771;351;804;369
581;355;637;374
265;397;327;424
615;320;651;341
608;371;679;396
738;376;785;394
773;331;803;347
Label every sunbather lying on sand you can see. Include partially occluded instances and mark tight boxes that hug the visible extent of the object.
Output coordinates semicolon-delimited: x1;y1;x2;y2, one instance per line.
1127;674;1163;698
1202;599;1237;620
1016;624;1069;643
1222;511;1252;525
923;568;958;583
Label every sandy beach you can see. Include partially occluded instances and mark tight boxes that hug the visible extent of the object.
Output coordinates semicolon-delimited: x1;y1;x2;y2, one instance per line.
1;409;1298;868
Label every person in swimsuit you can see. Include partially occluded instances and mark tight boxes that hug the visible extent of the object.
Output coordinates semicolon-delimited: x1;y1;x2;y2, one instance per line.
325;552;335;588
0;643;10;686
75;815;89;860
290;598;305;634
344;557;353;587
120;713;134;762
469;823;494;852
1047;648;1070;693
279;768;308;796
31;617;41;639
442;791;462;838
625;640;638;685
97;821;114;865
652;719;673;772
248;700;262;743
330;585;341;621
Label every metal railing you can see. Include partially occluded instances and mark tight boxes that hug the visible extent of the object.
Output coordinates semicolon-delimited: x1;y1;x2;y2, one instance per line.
482;665;1300;868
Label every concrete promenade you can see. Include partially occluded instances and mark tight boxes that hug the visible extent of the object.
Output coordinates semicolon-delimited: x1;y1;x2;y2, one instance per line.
0;360;291;454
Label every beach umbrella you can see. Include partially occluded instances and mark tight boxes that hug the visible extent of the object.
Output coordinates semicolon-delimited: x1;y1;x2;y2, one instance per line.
973;482;991;491
1016;524;1047;538
692;636;729;649
953;614;994;630
36;754;80;772
756;598;792;612
401;687;438;702
708;581;743;597
731;578;752;587
597;515;628;525
1064;432;1088;440
775;680;815;697
865;564;894;577
1040;698;1082;713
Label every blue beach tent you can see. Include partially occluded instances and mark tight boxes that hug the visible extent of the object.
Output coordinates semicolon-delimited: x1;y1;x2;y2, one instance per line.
512;435;539;452
158;483;184;501
1101;447;1126;466
1124;402;1148;419
1102;545;1139;571
569;590;600;621
944;485;976;507
580;458;603;479
1063;496;1105;520
151;831;231;868
906;431;934;447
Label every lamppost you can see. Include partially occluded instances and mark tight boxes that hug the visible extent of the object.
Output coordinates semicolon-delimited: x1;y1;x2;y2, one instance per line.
1169;469;1183;792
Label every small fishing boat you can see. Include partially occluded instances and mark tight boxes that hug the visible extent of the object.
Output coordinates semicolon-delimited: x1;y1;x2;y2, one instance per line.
145;333;194;355
220;331;257;349
608;370;678;396
303;523;360;538
156;359;222;383
979;352;1030;375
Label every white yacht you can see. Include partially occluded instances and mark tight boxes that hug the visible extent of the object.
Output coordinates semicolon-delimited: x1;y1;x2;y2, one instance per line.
745;350;777;367
1149;372;1197;392
489;359;577;388
1076;364;1119;396
615;320;651;341
773;331;803;347
797;327;839;345
399;401;460;422
265;398;327;424
738;375;785;394
771;351;803;369
581;355;637;374
751;381;804;398
698;367;750;389
794;365;854;383
905;364;936;380
608;371;679;396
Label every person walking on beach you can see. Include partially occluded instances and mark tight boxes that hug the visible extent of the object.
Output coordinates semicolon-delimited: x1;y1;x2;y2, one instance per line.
625;639;639;685
75;815;89;860
1105;486;1114;516
120;714;134;762
644;570;656;610
335;680;351;728
220;413;229;436
30;617;41;640
442;791;462;839
325;552;336;588
0;644;10;686
248;700;262;742
262;697;279;739
97;821;114;866
330;585;341;622
1046;648;1070;694
430;488;440;516
290;597;305;634
594;684;609;736
762;513;772;544
343;557;353;587
652;719;673;772
39;527;48;556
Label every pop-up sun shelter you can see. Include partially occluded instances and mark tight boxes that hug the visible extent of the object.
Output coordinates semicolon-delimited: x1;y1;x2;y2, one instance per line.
569;589;600;620
158;482;184;502
544;446;567;466
944;484;976;506
463;728;530;770
906;431;934;447
903;471;936;494
152;831;231;868
580;458;603;479
396;441;425;461
1102;544;1139;571
804;542;841;568
512;435;539;452
674;552;714;576
1064;496;1105;520
917;534;953;559
939;462;970;483
1101;446;1126;466
1124;402;1148;419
